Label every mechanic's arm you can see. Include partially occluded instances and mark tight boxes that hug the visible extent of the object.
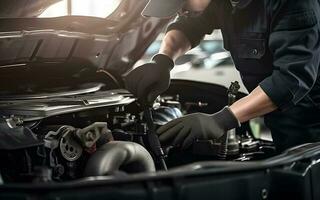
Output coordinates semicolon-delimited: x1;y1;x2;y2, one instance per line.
229;86;277;123
231;0;320;123
159;30;191;61
124;1;218;104
158;0;320;149
159;0;218;60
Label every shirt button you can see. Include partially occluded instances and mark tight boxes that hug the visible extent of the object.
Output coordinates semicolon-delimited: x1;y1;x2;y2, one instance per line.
251;49;258;55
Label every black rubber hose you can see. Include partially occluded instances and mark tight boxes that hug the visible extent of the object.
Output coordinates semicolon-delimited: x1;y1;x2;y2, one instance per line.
84;141;155;177
144;108;168;170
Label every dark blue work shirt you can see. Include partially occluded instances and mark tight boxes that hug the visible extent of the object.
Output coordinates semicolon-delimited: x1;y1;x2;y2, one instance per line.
167;0;320;151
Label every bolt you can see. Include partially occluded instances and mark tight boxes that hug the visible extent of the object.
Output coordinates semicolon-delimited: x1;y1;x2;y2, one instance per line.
261;188;268;199
252;48;258;55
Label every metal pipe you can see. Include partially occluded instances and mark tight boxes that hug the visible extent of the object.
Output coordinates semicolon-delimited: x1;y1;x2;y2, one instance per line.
84;141;155;176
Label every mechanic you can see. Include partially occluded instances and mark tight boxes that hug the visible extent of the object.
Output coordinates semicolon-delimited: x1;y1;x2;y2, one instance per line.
124;0;320;152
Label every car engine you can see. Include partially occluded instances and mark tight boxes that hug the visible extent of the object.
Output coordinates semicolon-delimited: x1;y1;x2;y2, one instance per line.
0;81;275;184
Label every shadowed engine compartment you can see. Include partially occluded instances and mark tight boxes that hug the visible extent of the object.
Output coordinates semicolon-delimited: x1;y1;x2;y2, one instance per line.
0;80;276;183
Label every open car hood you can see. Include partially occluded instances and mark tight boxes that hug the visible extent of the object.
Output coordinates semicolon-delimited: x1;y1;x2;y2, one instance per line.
0;0;60;18
0;0;169;97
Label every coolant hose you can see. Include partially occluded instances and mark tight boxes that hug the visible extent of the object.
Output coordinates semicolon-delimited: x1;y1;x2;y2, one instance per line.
84;141;155;176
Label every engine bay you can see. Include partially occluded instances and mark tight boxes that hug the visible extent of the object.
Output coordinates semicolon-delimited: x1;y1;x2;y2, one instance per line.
0;80;276;184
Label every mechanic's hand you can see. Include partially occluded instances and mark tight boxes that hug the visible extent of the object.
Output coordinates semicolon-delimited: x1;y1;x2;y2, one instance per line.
157;107;240;149
124;54;174;106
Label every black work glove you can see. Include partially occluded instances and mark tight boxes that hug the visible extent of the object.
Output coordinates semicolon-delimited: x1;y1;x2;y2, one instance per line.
124;54;174;106
157;107;240;149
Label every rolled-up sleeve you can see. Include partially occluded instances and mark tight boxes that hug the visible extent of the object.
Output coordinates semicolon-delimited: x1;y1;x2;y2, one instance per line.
259;0;320;110
166;1;219;48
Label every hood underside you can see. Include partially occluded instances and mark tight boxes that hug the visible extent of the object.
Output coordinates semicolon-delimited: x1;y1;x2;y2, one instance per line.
0;0;169;97
0;0;60;18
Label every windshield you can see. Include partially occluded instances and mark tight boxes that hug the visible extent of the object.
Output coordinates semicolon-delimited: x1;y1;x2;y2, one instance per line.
39;0;122;18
